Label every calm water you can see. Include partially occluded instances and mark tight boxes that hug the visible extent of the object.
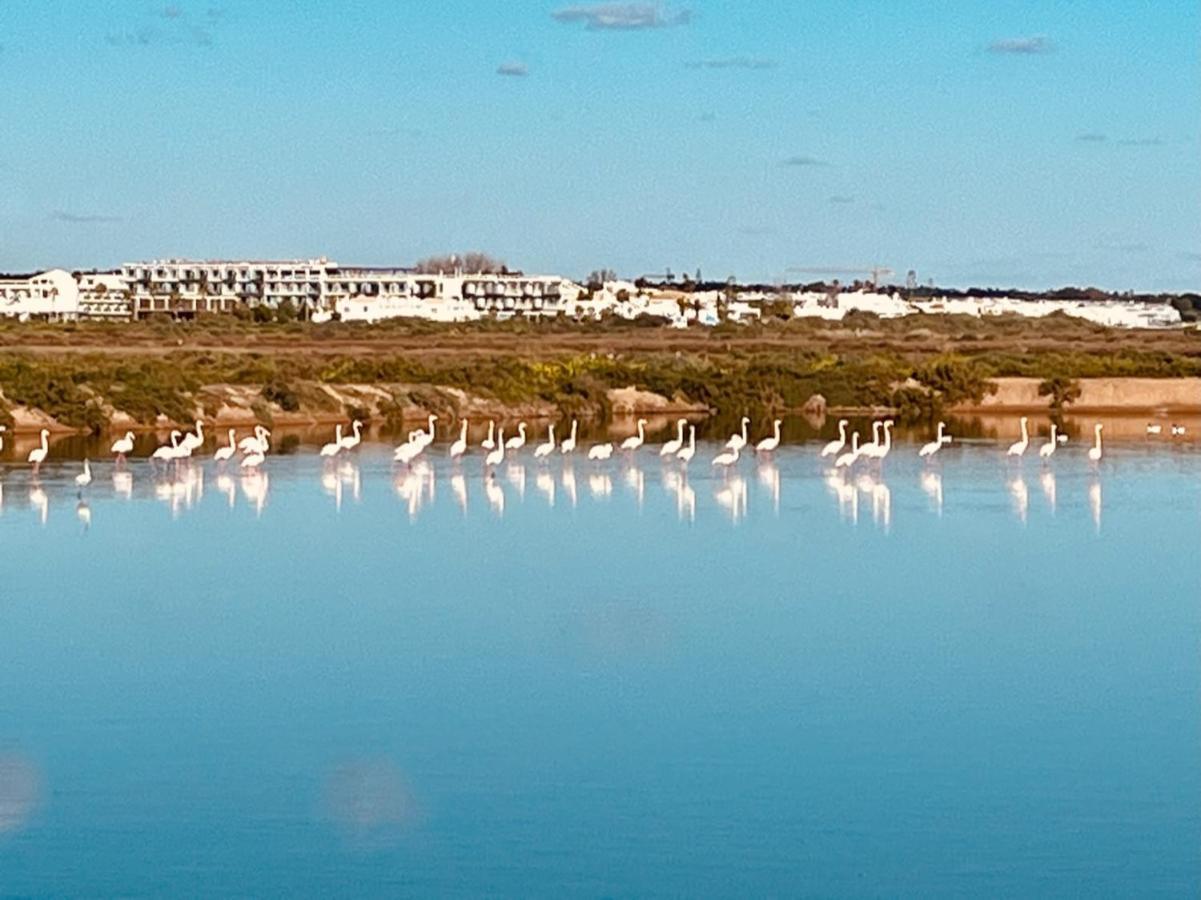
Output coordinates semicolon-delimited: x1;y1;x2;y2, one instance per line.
1;436;1198;896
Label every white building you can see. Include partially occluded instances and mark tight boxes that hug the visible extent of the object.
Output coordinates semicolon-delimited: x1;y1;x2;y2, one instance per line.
0;269;128;321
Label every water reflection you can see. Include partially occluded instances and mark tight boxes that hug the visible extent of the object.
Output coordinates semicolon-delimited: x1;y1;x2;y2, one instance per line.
29;485;48;526
714;474;747;524
216;473;236;509
0;754;41;835
451;472;468;514
624;465;645;510
113;470;133;500
484;474;505;517
240;471;269;518
920;471;943;516
1089;479;1102;534
588;472;613;500
1009;475;1029;524
560;465;578;508
506;463;526;501
827;472;859;525
322;757;417;847
757;461;780;515
76;500;91;531
1040;471;1057;514
535;470;555;507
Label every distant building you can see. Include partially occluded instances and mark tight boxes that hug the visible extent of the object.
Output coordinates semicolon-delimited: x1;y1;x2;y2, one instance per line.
0;269;126;321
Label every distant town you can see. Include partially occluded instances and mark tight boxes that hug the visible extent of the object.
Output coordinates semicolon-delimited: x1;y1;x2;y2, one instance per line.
1;255;1196;330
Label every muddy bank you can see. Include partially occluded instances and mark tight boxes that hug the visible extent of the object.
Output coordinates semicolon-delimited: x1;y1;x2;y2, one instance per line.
2;383;709;435
953;377;1201;413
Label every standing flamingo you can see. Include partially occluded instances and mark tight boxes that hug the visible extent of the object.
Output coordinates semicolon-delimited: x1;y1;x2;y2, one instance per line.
1088;423;1104;462
110;431;136;463
725;416;750;450
481;420;496;450
676;425;696;464
560;420;578;455
1007;416;1030;457
919;422;950;458
505;423;528;451
834;432;860;469
821;419;848;458
659;418;686;457
485;428;506;468
620;419;647;453
755;419;782;454
534;424;556;459
320;424;344;458
27;429;49;470
449;420;469;459
1039;424;1058;459
214;429;237;463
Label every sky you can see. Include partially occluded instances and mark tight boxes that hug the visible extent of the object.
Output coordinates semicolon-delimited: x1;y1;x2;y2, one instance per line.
0;0;1198;291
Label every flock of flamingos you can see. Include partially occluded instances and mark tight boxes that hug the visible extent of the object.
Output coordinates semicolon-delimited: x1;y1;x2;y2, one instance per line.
0;412;1138;495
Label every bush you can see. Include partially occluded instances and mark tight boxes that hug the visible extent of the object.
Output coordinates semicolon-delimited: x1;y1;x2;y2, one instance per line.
261;378;300;411
1038;376;1083;410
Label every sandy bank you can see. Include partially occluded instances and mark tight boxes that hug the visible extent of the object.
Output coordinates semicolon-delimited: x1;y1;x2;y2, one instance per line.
954;377;1201;413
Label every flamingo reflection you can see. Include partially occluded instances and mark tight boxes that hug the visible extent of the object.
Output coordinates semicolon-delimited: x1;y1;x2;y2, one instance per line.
1040;470;1057;514
1009;475;1029;524
920;470;943;516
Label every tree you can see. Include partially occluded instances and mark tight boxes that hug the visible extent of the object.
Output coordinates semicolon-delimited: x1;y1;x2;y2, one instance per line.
1038;376;1082;411
415;252;506;274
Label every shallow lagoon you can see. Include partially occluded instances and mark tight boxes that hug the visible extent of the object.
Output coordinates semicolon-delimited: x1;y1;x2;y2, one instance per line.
1;433;1198;896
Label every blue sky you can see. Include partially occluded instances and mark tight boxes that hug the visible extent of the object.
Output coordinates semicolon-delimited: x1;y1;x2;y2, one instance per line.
0;0;1197;290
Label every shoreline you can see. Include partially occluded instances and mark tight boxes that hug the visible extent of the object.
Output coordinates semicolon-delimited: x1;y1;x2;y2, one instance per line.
1;376;1198;435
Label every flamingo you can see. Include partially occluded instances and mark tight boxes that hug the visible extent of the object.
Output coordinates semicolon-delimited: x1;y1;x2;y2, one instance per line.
1039;424;1058;459
919;422;949;458
214;429;237;462
534;424;556;458
485;428;505;468
859;421;884;459
505;422;527;451
152;430;183;463
725;416;750;450
180;420;205;453
711;444;740;468
560;420;578;455
1146;423;1162;435
821;419;848;458
393;438;423;466
239;425;270;454
677;425;696;464
1088;423;1104;462
1171;424;1187;437
834;432;860;469
27;429;49;470
1007;416;1030;457
110;431;135;462
414;415;437;448
587;442;613;461
755;419;782;454
659;418;686;457
620;419;647;452
873;420;893;462
481;420;496;450
320;424;344;457
240;449;265;469
74;459;92;493
339;419;363;451
449;420;469;459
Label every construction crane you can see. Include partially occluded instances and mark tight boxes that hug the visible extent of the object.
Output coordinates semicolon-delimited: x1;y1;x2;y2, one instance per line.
786;265;895;288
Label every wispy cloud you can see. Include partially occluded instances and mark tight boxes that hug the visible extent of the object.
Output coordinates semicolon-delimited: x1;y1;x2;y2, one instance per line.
828;195;855;205
106;4;220;47
496;61;529;77
1097;241;1148;254
551;4;691;31
686;56;774;70
1076;132;1107;143
781;155;828;168
1117;137;1164;147
697;112;716;122
988;35;1054;55
51;210;122;224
